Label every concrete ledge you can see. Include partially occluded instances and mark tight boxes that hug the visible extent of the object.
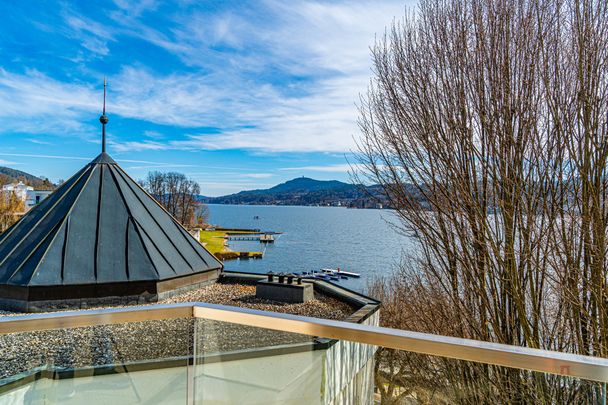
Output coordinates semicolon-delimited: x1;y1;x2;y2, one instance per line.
0;294;157;313
0;270;221;313
256;281;313;303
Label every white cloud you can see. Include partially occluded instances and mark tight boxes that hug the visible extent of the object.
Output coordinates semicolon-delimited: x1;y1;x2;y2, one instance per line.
125;164;197;170
112;0;158;17
0;152;90;161
280;163;362;173
0;69;98;135
0;1;411;154
0;153;193;169
27;139;52;145
111;139;169;152
122;0;408;152
143;130;163;139
242;173;274;179
62;9;116;56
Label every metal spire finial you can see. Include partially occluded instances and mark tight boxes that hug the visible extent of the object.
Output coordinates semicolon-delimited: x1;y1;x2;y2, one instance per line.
99;78;109;153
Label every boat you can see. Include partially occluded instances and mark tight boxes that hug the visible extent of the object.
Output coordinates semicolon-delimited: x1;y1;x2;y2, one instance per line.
320;268;360;278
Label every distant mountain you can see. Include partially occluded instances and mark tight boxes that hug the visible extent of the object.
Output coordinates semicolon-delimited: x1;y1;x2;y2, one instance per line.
201;177;389;208
0;167;55;190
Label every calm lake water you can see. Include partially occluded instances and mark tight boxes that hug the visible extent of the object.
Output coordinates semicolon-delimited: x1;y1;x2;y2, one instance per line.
207;204;413;292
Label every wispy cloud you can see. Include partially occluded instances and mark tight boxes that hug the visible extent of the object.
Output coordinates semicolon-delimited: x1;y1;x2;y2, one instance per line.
111;139;169;152
125;164;197;170
143;130;163;139
27;139;52;145
0;153;195;169
280;163;357;173
106;0;407;153
0;69;98;135
62;11;116;56
0;1;408;155
112;0;158;18
242;173;274;179
0;152;90;161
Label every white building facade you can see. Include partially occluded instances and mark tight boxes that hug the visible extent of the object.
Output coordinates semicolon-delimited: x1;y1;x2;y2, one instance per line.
1;182;52;212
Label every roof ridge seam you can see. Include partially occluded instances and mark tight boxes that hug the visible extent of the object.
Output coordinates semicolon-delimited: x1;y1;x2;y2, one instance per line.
115;164;221;270
112;166;196;272
0;165;93;270
5;166;99;284
111;167;179;275
93;164;105;280
6;217;66;285
128;174;221;268
107;165;160;280
0;164;89;246
175;224;220;268
60;216;70;282
131;218;175;276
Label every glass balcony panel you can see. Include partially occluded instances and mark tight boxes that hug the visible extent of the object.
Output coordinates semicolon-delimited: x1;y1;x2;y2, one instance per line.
192;318;321;404
375;349;607;404
0;306;606;404
192;317;377;404
0;319;192;404
192;317;608;405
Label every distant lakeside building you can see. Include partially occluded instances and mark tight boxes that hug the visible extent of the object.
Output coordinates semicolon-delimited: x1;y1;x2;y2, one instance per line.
1;181;52;213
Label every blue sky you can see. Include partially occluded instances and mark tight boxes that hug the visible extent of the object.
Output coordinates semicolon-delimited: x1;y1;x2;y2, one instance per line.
0;0;409;196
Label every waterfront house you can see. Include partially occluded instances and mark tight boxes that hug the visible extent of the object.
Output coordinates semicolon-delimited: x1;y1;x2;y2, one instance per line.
1;181;52;213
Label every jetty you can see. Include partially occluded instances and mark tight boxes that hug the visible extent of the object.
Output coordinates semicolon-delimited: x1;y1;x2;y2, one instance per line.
200;227;282;261
321;268;361;278
226;233;276;243
296;268;361;282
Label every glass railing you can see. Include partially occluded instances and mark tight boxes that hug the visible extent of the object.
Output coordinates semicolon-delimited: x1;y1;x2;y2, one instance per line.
0;303;606;404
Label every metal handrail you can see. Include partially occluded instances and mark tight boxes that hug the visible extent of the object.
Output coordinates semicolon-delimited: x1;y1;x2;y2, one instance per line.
0;302;607;383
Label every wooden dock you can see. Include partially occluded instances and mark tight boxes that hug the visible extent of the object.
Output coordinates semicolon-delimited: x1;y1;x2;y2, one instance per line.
227;234;275;243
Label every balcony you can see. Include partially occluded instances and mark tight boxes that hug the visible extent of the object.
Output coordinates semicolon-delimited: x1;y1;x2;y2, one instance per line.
0;302;606;404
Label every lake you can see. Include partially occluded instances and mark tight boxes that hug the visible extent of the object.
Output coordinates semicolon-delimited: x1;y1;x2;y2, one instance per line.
207;204;413;292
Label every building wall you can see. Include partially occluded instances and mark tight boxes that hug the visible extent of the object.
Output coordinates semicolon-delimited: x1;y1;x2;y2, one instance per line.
2;182;32;201
25;189;52;209
1;182;52;213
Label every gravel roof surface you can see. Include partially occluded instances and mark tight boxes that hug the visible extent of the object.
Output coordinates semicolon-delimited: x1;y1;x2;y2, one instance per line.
0;282;358;380
161;281;355;319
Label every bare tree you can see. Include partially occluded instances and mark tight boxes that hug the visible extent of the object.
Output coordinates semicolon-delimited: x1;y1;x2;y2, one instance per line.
197;204;210;226
542;0;608;363
357;0;608;402
140;171;205;227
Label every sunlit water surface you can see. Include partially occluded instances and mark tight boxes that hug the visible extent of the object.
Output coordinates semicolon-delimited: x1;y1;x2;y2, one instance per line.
206;204;414;291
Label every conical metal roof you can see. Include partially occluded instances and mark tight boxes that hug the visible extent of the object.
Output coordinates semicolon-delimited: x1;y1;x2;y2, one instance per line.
0;152;222;308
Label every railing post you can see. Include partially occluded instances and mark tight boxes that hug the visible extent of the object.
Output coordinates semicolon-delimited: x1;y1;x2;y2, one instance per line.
187;318;198;405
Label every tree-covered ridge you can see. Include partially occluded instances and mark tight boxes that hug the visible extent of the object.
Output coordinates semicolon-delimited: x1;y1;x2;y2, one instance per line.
0;166;55;190
203;177;395;208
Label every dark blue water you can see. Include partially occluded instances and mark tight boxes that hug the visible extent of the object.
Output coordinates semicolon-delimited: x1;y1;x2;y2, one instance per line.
207;204;413;291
